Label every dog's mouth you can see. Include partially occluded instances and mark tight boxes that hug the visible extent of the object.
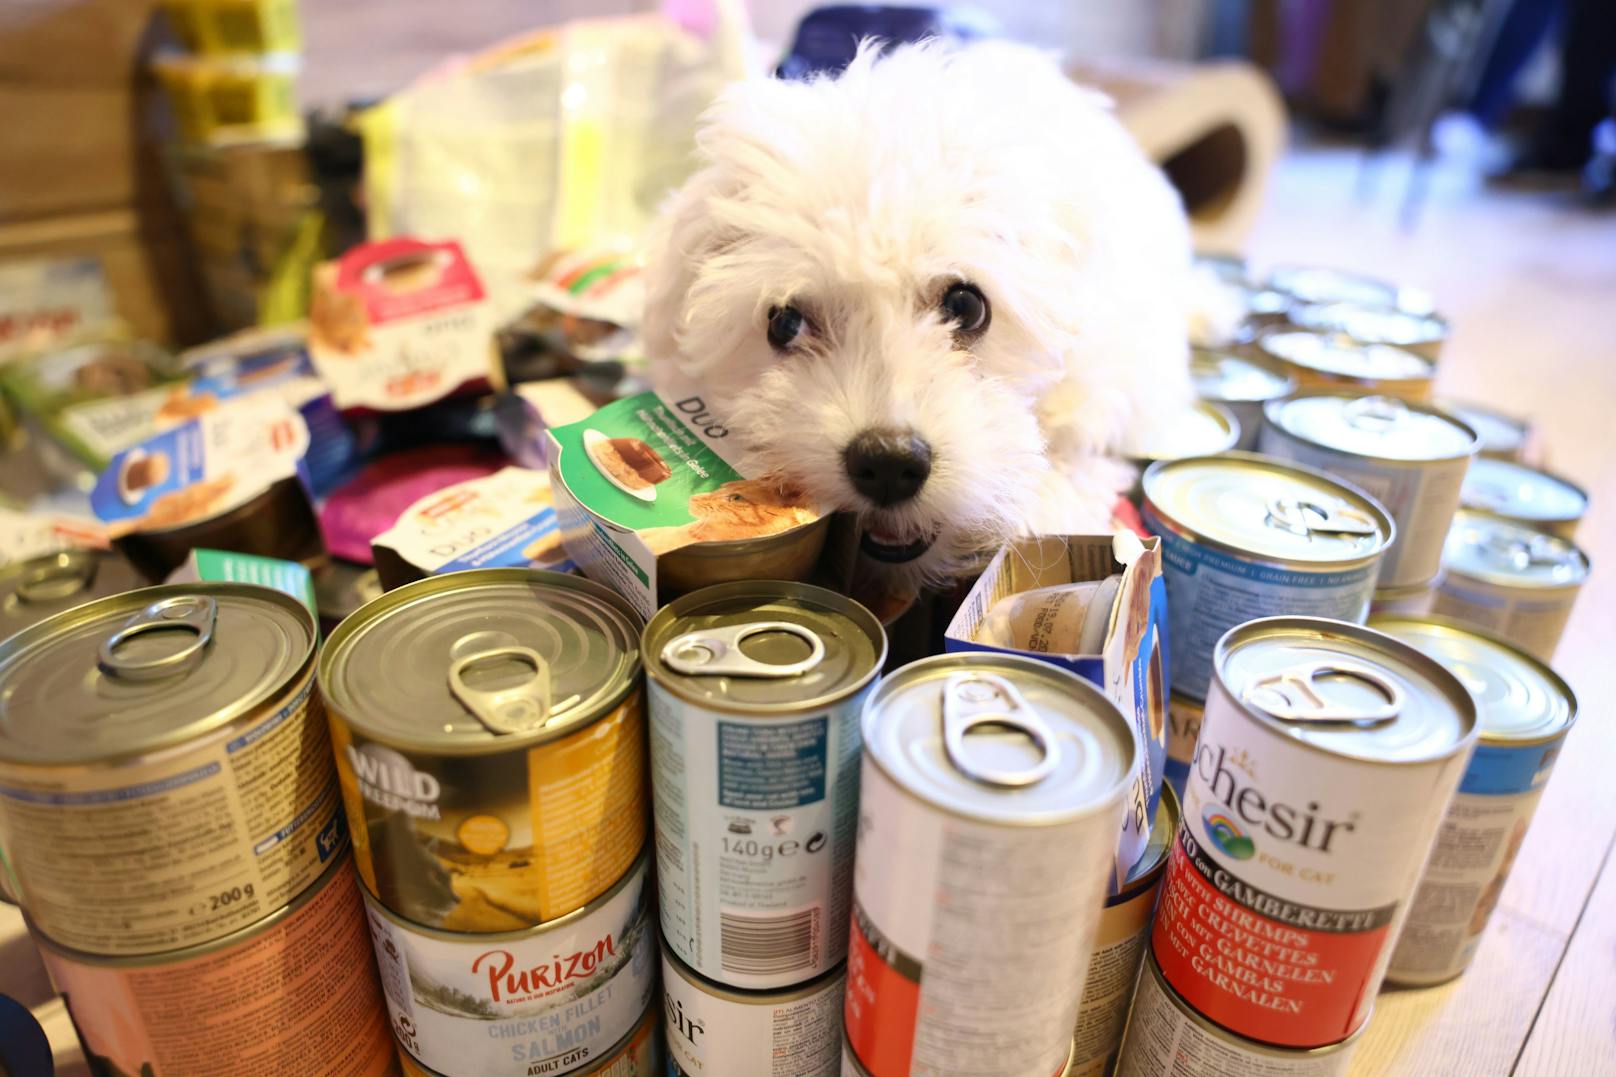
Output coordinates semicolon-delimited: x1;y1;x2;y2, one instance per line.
859;523;936;564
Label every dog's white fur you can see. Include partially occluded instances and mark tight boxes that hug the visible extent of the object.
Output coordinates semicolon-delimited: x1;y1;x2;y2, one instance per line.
644;42;1193;584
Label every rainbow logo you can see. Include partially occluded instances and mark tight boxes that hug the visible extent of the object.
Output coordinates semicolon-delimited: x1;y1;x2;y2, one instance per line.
1202;805;1256;860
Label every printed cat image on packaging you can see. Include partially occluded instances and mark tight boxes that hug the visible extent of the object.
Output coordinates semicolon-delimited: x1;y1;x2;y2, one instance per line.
546;390;826;620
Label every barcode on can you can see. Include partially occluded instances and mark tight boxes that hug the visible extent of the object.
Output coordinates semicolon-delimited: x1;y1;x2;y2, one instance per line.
719;906;820;977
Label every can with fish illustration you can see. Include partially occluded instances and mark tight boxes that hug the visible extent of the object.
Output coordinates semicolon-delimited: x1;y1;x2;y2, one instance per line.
1151;617;1475;1047
1433;512;1589;662
1141;453;1393;700
663;937;845;1077
1459;458;1588;539
844;653;1139;1077
321;568;646;932
1258;329;1435;402
1069;784;1179;1077
395;1001;661;1076
0;583;340;956
1374;615;1577;985
32;852;394;1077
645;581;885;990
367;848;657;1076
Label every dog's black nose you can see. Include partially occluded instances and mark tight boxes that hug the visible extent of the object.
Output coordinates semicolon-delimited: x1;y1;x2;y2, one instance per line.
844;430;931;506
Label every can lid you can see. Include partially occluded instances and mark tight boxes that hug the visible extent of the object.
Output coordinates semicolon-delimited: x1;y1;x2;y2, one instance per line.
1461;458;1588;524
319;570;640;751
1122;401;1238;462
1190;348;1295;404
1436;399;1528;458
1216;617;1476;763
643;582;884;713
1266;265;1434;316
862;653;1138;825
1267;393;1478;462
0;583;315;766
1443;511;1589;588
1370;616;1575;743
1288;301;1446;347
1143;453;1393;566
1260;330;1433;382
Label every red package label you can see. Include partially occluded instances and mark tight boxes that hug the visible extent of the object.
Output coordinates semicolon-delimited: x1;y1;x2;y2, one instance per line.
334;237;486;324
1151;830;1393;1048
844;904;921;1077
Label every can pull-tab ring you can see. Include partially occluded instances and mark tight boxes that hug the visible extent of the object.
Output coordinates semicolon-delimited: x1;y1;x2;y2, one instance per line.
16;550;97;605
1343;394;1408;431
1482;529;1562;572
1266;497;1380;539
448;646;551;735
98;595;218;681
660;622;825;678
942;672;1061;787
1243;660;1404;724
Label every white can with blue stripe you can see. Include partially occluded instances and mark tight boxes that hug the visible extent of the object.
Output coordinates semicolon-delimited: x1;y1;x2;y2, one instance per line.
1141;453;1394;700
1376;615;1577;985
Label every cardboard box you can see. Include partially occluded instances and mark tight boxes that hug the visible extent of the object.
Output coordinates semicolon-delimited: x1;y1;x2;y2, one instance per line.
946;533;1170;883
166;547;316;620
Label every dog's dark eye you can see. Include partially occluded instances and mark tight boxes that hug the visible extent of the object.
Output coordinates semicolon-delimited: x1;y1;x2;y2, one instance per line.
767;305;806;350
941;283;989;335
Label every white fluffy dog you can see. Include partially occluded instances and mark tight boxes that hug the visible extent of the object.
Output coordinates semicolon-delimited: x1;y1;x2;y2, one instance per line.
644;42;1193;587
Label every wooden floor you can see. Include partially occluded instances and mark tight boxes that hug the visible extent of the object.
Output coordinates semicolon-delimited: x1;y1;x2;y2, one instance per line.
1246;141;1616;1077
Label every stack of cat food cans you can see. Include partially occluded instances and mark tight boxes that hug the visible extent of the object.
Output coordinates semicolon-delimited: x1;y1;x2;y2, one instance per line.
0;583;395;1075
321;568;661;1076
644;581;885;1077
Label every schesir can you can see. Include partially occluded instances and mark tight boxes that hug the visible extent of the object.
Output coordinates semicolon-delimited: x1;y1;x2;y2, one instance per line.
321;569;645;932
33;853;394;1077
1152;617;1476;1048
1259;393;1478;589
1164;694;1202;798
643;581;885;990
368;848;657;1076
1373;616;1576;985
1116;952;1363;1077
1140;453;1393;700
1434;513;1590;662
1069;784;1179;1077
0;584;340;955
397;998;663;1076
662;938;845;1077
1459;458;1588;539
844;653;1140;1077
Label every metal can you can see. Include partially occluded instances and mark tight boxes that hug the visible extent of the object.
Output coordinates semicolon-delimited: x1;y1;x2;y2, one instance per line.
1436;398;1532;462
1116;951;1363;1077
366;847;657;1077
321;568;645;932
1164;694;1202;798
395;989;663;1077
0;583;338;955
844;653;1140;1077
1370;615;1577;985
0;549;145;638
843;1034;1081;1077
1070;784;1180;1077
1266;264;1434;317
32;852;394;1077
1434;512;1589;662
662;938;845;1077
1153;617;1476;1047
1140;453;1394;700
115;474;327;583
1257;329;1435;402
1287;301;1448;362
1459;458;1588;539
1190;347;1296;451
1370;575;1439;618
1122;399;1239;471
644;581;884;990
1259;393;1479;589
311;557;383;636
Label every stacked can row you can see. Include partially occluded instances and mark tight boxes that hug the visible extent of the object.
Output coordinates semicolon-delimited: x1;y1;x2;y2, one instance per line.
0;583;395;1075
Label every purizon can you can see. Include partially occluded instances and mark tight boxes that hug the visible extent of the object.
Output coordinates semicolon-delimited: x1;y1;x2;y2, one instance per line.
397;997;662;1076
1153;617;1476;1047
368;848;657;1076
1459;458;1588;539
662;938;845;1077
1373;616;1576;985
1070;784;1179;1077
1434;512;1589;663
1257;330;1435;402
644;581;885;990
845;653;1140;1077
1164;693;1202;798
1116;951;1363;1077
1259;393;1478;589
0;584;340;955
1190;347;1296;452
33;853;394;1077
1141;453;1394;700
321;569;645;933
